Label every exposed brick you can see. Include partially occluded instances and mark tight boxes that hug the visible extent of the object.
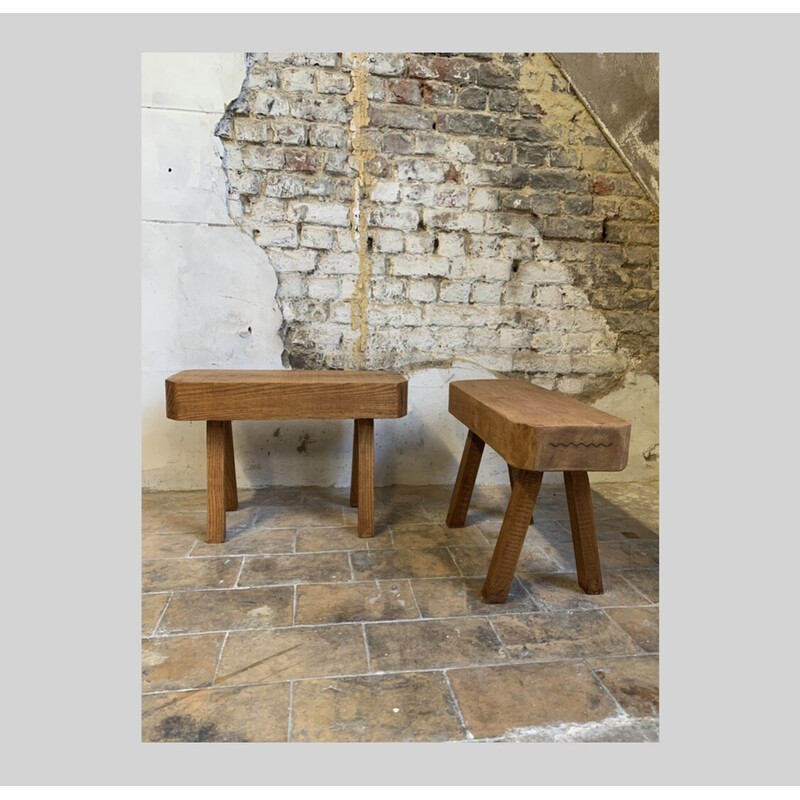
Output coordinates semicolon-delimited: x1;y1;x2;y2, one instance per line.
388;79;422;105
266;248;318;273
504;119;551;142
233;118;271;143
264;174;304;198
603;221;659;246
542;217;604;241
369;104;436;131
371;229;404;254
368;206;420;231
422;209;485;233
344;52;405;76
370;277;406;300
516;143;549;165
434;185;469;208
273;122;307;145
307;278;341;300
451;256;512;282
391;254;449;277
299;225;335;250
470;282;503;305
284;150;317;172
458;87;488;109
484;140;513;163
252;92;290;117
281;68;315;92
370;181;401;203
291;96;351;123
408;56;477;85
421;82;456;106
405;231;435;255
408;279;438;302
255;225;298;248
477;61;519;88
243;145;284;170
318;252;360;275
382;132;415;155
289;200;351;227
437;112;499;136
439;280;472;303
316;70;352;95
529;170;587;193
436;232;466;258
267;53;338;67
396;158;447;183
489;89;519;112
564;195;594;215
309;124;346;149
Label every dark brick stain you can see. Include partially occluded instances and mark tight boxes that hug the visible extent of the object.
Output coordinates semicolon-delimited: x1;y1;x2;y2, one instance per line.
157;714;232;743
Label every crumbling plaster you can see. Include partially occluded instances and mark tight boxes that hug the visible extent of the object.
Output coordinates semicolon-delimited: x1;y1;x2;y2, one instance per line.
141;52;658;492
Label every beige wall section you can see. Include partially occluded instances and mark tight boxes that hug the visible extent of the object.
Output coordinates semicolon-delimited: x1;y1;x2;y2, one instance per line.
141;53;658;491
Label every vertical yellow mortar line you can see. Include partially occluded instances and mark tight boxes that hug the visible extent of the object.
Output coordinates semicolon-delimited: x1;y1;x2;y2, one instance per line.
345;54;376;369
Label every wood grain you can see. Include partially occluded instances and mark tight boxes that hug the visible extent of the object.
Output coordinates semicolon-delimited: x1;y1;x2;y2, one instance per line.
449;379;630;472
223;420;238;512
355;419;374;538
349;420;359;508
446;430;485;528
564;470;603;594
482;469;543;604
166;370;408;421
206;421;226;544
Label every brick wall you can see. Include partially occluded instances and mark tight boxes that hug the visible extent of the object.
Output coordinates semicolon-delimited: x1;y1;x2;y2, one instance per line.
215;52;658;401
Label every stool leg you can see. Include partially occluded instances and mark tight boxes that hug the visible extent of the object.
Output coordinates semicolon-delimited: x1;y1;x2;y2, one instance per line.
482;469;543;603
564;470;603;594
206;420;227;544
355;418;374;538
223;420;238;512
349;420;359;508
446;430;485;528
507;464;534;525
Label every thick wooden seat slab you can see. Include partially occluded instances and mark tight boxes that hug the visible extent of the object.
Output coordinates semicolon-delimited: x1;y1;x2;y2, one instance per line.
449;379;630;472
166;369;408;421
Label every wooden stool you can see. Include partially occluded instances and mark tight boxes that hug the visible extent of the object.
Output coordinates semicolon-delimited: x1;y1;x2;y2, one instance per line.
165;370;408;542
445;379;631;603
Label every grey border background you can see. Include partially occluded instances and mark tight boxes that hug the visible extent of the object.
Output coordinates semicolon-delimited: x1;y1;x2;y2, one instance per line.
2;11;798;787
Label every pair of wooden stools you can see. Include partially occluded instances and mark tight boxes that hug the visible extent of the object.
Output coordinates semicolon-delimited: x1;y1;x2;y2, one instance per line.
165;370;631;603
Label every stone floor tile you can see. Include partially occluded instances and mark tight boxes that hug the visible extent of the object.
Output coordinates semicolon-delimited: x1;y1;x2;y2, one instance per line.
587;654;660;717
447;661;619;739
142;593;169;636
142;532;199;559
141;507;167;534
191;527;296;557
142;633;225;693
605;606;659;653
390;523;490;550
489;714;659;742
156;586;294;635
216;624;367;685
142;556;242;593
256;506;347;529
366;617;508;671
411;577;538;617
617;568;659;603
291;672;466;742
295;526;366;553
238;552;351;587
490;608;641;662
156;511;209;535
142;682;290;742
295;580;419;625
515;571;653;611
447;545;501;578
594;540;659;570
350;548;460;580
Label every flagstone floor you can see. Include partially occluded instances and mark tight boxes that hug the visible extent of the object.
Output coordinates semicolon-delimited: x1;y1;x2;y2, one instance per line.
142;479;659;743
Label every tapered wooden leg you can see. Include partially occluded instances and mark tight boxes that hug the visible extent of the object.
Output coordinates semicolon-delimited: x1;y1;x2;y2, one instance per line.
349;420;359;508
564;470;603;594
206;420;227;543
482;469;543;603
355;418;374;538
446;430;485;528
507;464;534;525
223;420;238;512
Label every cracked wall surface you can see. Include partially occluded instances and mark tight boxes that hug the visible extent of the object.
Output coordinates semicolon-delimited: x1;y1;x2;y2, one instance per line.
215;52;658;403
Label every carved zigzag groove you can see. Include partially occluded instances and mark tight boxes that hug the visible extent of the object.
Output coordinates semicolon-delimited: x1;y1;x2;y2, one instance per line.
549;442;612;448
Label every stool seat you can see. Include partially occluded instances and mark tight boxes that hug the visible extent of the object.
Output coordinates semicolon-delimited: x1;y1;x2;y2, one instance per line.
449;379;630;472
